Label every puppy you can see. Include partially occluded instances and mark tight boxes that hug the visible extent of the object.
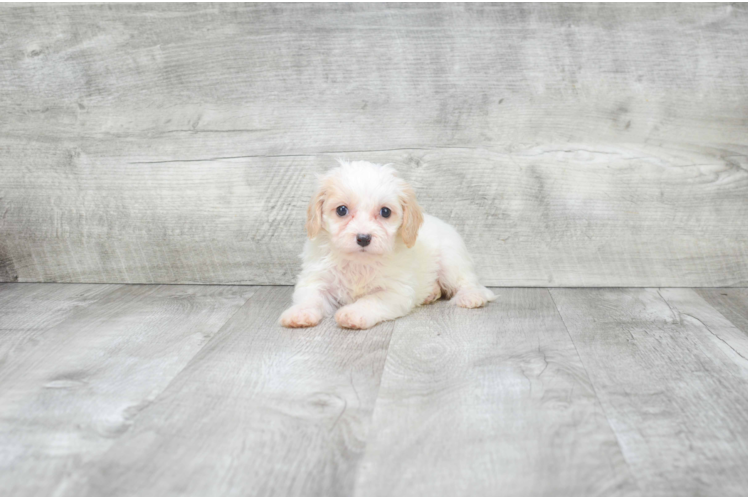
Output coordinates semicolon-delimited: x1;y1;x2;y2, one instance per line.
279;160;495;330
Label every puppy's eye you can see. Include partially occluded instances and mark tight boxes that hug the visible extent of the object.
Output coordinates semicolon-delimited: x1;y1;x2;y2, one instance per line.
380;207;391;218
336;205;348;217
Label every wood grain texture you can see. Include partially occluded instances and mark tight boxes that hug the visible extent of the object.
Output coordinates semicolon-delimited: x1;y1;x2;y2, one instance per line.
75;286;394;496
2;145;746;287
0;283;120;365
0;283;116;322
3;284;748;495
1;3;747;286
696;288;748;339
0;284;255;496
551;288;748;496
355;288;637;496
659;288;748;374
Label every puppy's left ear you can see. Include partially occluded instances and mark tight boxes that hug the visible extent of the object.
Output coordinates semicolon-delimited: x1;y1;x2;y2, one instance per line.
400;182;424;248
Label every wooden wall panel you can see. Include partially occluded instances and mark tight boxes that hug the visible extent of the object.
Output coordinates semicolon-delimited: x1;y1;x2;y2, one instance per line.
1;4;746;285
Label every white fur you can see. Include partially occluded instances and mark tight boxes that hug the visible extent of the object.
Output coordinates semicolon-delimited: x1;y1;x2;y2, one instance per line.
279;160;495;330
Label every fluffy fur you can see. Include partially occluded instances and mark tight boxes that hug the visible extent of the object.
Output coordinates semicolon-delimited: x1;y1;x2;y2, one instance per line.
280;160;495;330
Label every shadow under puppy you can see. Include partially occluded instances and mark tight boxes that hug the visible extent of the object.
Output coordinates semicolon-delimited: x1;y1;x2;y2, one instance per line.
280;160;495;330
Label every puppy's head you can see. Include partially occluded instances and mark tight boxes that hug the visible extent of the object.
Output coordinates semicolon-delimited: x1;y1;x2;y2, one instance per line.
306;161;423;256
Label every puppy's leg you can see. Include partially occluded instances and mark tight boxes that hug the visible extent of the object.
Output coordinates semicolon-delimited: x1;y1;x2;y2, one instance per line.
335;290;415;330
279;284;326;328
438;238;495;309
421;281;442;305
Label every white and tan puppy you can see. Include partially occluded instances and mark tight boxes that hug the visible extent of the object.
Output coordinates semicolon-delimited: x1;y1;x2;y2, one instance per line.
280;160;495;330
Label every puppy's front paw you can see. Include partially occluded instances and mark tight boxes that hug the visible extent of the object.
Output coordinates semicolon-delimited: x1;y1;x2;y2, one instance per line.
452;288;490;309
335;306;376;330
279;306;323;328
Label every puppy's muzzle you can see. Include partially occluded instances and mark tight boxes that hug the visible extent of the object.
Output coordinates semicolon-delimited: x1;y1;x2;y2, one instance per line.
356;234;372;247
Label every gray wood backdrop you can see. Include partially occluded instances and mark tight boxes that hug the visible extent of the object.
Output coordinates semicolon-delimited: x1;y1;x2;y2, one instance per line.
1;3;747;286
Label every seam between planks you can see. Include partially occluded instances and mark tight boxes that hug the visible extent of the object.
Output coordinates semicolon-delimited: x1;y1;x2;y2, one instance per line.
657;288;748;366
546;288;644;495
349;320;398;497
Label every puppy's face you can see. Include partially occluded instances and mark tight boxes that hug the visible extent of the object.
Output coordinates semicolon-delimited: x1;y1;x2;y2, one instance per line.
306;161;423;257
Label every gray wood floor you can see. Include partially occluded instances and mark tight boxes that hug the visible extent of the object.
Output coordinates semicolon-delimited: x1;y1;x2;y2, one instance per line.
1;284;747;495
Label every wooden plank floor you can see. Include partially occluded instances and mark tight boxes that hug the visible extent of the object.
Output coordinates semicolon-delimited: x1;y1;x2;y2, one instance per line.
0;284;747;496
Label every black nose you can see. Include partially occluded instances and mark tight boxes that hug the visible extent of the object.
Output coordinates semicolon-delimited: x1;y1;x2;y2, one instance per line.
356;234;372;247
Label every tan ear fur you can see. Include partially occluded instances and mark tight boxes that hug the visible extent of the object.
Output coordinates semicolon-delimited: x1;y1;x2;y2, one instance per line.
400;183;424;248
306;186;325;239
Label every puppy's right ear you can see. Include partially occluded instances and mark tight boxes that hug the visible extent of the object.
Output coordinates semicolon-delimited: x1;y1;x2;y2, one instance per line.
306;185;325;239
